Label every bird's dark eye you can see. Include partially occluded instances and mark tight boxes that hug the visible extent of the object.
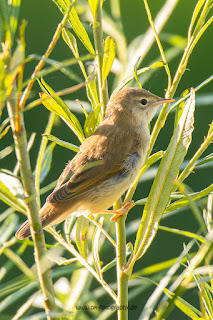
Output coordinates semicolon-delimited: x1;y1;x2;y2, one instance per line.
140;99;147;106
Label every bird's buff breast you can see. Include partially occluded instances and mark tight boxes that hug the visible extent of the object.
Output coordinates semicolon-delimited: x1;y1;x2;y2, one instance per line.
79;151;144;213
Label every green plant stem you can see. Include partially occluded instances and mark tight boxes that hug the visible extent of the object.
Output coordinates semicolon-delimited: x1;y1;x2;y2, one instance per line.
115;215;128;320
35;112;55;208
48;227;117;302
7;88;55;319
148;0;213;156
143;0;172;92
18;5;72;110
93;0;109;116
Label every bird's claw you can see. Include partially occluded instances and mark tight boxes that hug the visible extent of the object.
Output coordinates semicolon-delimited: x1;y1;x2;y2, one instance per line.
110;201;135;221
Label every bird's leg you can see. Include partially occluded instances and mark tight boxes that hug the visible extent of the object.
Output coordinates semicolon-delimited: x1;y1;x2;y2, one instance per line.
97;201;135;221
111;201;135;221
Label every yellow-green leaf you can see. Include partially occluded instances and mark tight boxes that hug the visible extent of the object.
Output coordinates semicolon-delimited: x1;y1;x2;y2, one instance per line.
43;134;79;153
102;37;115;81
39;78;85;143
88;0;99;18
84;103;101;137
62;28;79;58
132;88;195;264
75;216;89;259
68;6;95;55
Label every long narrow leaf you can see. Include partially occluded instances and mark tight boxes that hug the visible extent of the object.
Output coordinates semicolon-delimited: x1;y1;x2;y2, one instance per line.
126;88;195;273
0;170;26;213
102;36;115;82
39;78;85;143
52;0;95;54
43;134;79;152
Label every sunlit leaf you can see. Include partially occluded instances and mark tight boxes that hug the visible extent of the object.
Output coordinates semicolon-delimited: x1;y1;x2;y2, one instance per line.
62;28;79;58
195;153;213;167
88;0;99;18
84;103;101;137
75;216;89;259
43;134;79;152
0;124;10;139
39;142;56;184
0;213;18;244
165;183;213;213
133;88;195;263
52;1;95;54
115;61;165;91
174;89;190;129
39;78;85;143
125;151;164;203
92;217;104;280
0;169;26;213
102;36;115;82
86;78;99;109
159;225;206;243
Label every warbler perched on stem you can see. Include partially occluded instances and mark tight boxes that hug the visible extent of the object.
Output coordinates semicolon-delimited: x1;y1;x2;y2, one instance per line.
16;88;174;240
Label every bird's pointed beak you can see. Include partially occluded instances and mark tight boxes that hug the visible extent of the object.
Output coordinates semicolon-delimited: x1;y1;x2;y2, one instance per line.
154;97;175;107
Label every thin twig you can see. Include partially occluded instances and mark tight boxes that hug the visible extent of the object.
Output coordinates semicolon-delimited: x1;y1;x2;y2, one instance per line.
125;0;178;77
18;4;73;110
48;227;117;302
92;1;109;117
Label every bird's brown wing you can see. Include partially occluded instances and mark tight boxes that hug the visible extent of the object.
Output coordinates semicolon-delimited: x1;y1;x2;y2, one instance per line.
47;124;137;204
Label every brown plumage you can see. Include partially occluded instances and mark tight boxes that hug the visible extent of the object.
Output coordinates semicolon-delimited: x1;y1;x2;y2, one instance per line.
16;88;174;239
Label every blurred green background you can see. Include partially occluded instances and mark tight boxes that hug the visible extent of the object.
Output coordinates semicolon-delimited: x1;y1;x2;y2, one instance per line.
1;0;213;319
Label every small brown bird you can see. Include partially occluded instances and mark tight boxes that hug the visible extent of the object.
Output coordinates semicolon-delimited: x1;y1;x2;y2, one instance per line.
16;88;174;240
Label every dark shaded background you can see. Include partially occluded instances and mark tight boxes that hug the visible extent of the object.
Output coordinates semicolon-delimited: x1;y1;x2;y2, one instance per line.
1;0;213;319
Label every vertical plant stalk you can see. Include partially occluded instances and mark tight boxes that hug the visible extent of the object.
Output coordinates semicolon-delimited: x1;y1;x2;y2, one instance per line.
18;5;72;110
115;215;128;320
148;0;213;156
7;87;55;319
125;0;178;77
92;0;109;116
48;227;117;302
35;112;55;208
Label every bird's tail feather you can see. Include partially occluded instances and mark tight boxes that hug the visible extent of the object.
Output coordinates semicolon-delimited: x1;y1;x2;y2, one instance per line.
15;204;52;240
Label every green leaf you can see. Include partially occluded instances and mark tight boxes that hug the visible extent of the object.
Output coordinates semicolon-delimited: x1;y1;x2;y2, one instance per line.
101;259;116;273
4;40;25;100
0;124;10;140
188;0;206;39
195;153;213;167
75;216;89;259
39;142;56;184
52;0;95;54
92;217;104;280
163;287;203;319
125;151;164;203
0;169;26;213
159;225;206;243
64;215;76;243
165;183;213;213
86;78;99;109
133;88;195;263
174;89;190;129
102;36;115;82
115;61;166;91
68;6;95;55
0;0;21;46
62;28;79;58
88;0;99;18
84;103;102;137
0;213;18;244
39;78;85;143
43;134;79;152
